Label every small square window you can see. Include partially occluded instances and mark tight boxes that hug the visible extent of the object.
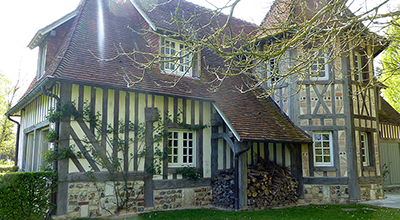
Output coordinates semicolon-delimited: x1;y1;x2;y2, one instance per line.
310;51;329;80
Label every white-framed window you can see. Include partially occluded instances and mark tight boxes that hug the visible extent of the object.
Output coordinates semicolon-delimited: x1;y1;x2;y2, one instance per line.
354;52;363;82
267;57;282;87
168;130;195;167
37;43;47;80
253;58;282;87
360;132;369;166
313;131;333;166
310;51;329;80
162;38;193;77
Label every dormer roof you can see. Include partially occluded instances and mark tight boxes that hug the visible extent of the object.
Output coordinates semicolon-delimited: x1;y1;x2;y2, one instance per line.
28;9;80;49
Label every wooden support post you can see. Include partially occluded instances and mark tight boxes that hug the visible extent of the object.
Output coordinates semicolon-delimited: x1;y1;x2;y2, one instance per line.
56;82;72;215
144;107;158;208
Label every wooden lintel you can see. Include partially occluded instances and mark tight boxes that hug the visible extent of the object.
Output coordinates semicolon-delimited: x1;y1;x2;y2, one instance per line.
153;178;211;189
65;171;145;182
212;132;233;139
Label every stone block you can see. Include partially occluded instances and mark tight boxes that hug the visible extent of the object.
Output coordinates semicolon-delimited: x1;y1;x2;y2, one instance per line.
80;205;89;217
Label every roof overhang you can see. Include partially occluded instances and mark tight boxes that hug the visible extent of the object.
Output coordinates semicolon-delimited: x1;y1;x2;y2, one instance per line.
28;9;79;49
6;77;54;117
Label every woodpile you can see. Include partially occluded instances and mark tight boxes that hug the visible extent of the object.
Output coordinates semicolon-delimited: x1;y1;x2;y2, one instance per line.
212;156;298;209
211;169;235;208
247;156;298;207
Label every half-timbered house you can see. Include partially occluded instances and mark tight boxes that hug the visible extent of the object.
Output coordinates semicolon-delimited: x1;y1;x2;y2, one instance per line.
6;0;311;218
257;0;390;203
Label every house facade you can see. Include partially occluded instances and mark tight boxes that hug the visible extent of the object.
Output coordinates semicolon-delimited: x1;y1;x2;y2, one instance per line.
257;0;388;203
6;0;312;218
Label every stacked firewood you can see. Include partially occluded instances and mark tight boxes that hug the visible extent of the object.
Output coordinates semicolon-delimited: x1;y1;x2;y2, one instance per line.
211;169;235;208
212;156;299;209
247;156;299;207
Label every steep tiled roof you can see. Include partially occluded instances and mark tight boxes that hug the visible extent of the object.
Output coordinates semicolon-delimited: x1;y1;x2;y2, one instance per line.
379;98;400;126
211;76;311;142
12;0;310;143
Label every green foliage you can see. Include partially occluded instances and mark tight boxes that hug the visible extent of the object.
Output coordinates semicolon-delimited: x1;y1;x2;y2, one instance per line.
41;146;76;171
0;165;18;173
0;73;17;162
380;10;400;111
45;129;59;143
46;101;82;123
0;171;57;219
176;166;202;181
382;163;390;179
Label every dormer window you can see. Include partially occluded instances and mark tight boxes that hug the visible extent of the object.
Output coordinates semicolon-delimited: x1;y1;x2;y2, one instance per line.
253;58;282;88
161;38;199;77
266;57;282;87
37;42;47;80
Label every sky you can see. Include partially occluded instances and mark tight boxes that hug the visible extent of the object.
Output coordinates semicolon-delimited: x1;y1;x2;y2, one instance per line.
0;0;397;102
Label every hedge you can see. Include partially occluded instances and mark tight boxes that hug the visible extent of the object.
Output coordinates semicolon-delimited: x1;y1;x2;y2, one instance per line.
0;171;57;219
0;166;18;173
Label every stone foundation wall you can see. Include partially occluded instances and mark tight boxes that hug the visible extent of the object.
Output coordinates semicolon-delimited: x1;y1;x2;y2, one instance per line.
61;182;212;219
303;184;349;204
154;187;212;210
360;183;384;201
66;181;145;219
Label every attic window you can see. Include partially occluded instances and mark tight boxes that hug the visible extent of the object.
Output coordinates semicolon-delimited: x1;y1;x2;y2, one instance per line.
37;42;47;80
309;50;329;81
161;38;198;77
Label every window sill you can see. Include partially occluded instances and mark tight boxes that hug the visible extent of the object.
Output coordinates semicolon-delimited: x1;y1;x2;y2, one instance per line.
312;166;336;172
363;166;375;172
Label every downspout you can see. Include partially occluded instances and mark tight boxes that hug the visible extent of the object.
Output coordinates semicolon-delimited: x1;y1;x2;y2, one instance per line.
7;115;20;166
41;86;60;217
234;142;251;211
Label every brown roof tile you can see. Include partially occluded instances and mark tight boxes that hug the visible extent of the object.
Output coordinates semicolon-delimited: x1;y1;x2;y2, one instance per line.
14;0;310;143
379;98;400;126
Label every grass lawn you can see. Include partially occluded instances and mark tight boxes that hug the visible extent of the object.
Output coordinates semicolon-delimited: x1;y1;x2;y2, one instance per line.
74;204;400;220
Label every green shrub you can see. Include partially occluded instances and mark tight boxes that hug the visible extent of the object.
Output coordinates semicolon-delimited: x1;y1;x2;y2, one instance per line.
0;166;18;173
0;171;57;219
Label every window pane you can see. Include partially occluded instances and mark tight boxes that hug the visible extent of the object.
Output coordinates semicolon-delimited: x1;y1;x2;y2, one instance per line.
314;134;321;140
189;133;193;139
183;148;187;155
183;140;187;147
315;142;321;148
323;149;330;155
323;142;330;148
324;156;331;162
315;149;322;155
189;141;193;147
316;156;322;162
322;134;329;140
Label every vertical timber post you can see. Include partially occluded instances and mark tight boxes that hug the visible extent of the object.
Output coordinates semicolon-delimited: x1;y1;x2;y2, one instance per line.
144;107;158;207
56;82;72;215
